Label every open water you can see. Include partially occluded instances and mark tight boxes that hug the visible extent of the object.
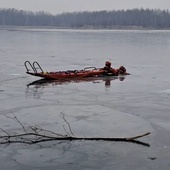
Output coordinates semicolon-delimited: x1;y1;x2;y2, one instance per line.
0;27;170;169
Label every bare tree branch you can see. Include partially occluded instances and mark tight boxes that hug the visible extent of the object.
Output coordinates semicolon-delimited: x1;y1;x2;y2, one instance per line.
0;114;151;147
0;131;151;146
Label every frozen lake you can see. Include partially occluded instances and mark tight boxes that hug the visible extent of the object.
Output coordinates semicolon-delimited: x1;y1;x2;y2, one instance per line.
0;27;170;169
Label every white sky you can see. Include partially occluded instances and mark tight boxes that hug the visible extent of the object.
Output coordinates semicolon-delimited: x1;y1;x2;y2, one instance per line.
0;0;170;14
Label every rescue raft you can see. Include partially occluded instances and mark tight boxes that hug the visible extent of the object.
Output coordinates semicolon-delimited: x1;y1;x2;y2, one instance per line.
24;61;129;80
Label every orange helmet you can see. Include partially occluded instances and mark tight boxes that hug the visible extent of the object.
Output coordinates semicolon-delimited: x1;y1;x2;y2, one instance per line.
105;61;111;67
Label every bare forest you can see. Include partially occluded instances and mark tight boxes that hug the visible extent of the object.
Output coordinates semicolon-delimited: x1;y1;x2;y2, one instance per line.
0;8;170;29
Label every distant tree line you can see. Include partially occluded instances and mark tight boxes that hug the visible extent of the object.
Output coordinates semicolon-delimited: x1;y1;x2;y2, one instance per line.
0;8;170;29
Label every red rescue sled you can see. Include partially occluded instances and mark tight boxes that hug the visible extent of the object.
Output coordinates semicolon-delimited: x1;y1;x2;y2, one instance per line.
24;61;129;80
24;61;106;80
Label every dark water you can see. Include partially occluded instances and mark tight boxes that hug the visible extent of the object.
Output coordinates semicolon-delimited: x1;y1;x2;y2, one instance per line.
0;28;170;169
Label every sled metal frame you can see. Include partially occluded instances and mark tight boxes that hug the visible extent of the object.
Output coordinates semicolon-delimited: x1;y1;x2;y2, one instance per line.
24;61;44;73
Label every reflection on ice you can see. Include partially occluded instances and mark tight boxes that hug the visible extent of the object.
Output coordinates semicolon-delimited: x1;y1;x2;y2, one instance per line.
26;76;126;88
25;76;127;99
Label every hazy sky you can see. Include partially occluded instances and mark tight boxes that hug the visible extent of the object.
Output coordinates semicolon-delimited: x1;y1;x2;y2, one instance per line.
0;0;170;14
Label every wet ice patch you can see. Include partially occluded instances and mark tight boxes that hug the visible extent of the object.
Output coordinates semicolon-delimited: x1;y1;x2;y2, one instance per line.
1;105;153;138
159;89;170;94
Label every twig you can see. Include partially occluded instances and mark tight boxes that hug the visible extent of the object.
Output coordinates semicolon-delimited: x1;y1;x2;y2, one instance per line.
0;128;10;136
62;125;71;136
29;125;64;137
126;132;151;141
12;113;27;133
60;112;75;137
